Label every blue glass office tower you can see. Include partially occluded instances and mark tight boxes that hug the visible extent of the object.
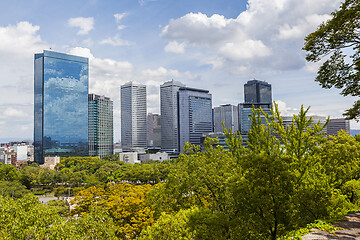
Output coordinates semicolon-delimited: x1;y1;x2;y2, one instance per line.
178;87;213;153
239;79;272;136
34;50;89;164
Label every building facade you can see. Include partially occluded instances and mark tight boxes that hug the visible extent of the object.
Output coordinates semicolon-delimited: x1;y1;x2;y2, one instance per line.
327;118;350;136
213;104;239;133
160;80;185;153
239;80;272;136
244;79;272;104
147;113;161;147
121;82;147;149
178;87;213;153
89;94;114;158
34;50;89;164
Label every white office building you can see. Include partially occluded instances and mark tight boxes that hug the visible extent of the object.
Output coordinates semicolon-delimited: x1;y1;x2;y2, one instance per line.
160;80;185;153
121;82;147;149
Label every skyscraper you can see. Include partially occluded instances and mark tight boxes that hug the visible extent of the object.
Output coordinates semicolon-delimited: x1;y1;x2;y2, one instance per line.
160;80;185;153
239;80;272;135
88;94;113;158
147;113;161;147
121;82;147;149
244;79;272;104
178;87;213;153
34;50;89;164
213;104;239;133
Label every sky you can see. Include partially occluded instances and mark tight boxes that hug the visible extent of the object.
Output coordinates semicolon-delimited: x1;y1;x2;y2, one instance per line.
0;0;357;142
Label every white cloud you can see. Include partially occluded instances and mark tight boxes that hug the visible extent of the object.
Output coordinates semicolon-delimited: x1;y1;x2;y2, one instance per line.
164;41;186;54
161;0;342;73
0;21;47;139
275;100;299;116
114;13;128;30
68;17;94;35
114;13;127;23
219;40;271;60
99;34;132;46
4;107;27;118
0;21;47;56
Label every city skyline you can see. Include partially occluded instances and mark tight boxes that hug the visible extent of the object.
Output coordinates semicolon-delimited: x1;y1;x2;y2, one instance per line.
0;0;358;143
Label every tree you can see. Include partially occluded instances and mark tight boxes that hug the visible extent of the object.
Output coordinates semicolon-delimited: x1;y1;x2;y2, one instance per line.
0;163;20;182
0;194;117;239
71;183;155;239
0;181;30;198
303;0;360;120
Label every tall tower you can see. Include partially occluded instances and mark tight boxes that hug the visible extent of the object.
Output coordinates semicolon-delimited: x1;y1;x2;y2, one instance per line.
239;79;272;136
34;50;89;164
121;82;147;149
244;79;272;104
178;87;213;153
160;80;185;153
88;94;113;158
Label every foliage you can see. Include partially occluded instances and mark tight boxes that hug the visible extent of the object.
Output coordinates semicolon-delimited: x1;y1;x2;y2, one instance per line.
0;163;20;181
0;194;117;239
71;183;156;239
47;199;69;216
303;0;360;120
150;104;354;240
0;180;30;198
139;207;196;240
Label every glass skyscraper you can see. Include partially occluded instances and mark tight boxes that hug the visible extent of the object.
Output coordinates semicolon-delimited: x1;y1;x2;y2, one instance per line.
239;79;272;136
121;82;147;149
89;94;113;158
244;79;272;104
160;80;185;153
34;50;89;164
178;87;213;153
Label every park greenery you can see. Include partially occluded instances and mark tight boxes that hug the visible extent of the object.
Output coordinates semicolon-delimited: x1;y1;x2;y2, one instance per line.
1;104;360;239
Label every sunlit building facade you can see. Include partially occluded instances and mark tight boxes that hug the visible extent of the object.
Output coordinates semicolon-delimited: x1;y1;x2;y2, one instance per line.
34;50;89;164
121;82;147;149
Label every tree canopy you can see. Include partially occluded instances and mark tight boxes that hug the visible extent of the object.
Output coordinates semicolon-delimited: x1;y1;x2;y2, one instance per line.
303;0;360;120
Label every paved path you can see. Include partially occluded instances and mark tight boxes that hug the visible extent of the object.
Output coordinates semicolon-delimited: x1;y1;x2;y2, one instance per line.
302;213;360;239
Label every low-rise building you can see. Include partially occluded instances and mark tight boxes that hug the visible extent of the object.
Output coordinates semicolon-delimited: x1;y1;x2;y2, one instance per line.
41;156;61;170
119;152;140;164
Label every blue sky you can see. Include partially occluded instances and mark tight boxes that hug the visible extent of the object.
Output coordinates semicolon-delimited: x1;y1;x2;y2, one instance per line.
0;0;357;142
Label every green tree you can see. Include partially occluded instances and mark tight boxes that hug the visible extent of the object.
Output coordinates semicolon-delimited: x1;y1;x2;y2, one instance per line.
0;194;117;240
21;165;41;189
0;163;20;181
303;0;360;120
0;181;30;198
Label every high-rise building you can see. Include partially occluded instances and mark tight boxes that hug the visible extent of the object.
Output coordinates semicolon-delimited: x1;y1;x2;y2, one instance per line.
244;79;272;104
282;115;328;134
327;118;350;136
88;94;114;158
147;113;161;147
160;80;185;153
213;104;239;133
121;82;147;149
178;87;213;153
239;80;272;136
34;50;89;164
